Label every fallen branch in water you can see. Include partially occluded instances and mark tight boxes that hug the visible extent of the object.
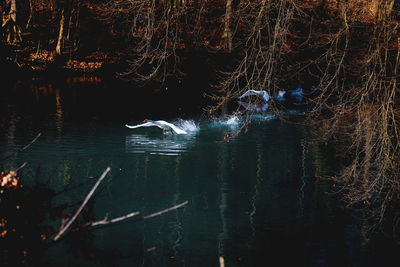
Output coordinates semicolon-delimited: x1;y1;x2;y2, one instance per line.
91;200;188;226
143;201;189;220
90;211;141;227
54;166;111;241
77;201;188;232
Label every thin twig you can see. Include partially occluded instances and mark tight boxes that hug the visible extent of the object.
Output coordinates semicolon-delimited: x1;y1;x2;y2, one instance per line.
54;166;111;241
20;132;42;151
90;211;141;227
15;162;28;172
143;200;189;220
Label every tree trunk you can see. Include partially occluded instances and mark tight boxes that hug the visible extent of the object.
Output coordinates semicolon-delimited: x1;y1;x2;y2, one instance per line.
10;0;16;23
56;9;65;55
66;13;72;40
0;3;3;39
223;0;233;53
74;1;81;51
26;0;33;29
8;0;21;42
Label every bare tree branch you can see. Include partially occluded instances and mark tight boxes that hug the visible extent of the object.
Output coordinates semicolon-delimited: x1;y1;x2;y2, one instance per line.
15;162;28;172
54;166;111;241
143;200;189;219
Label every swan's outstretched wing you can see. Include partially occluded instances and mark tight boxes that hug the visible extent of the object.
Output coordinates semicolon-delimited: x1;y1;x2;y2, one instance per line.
154;120;188;134
125;122;159;129
238;90;270;102
125;120;187;134
238;90;260;98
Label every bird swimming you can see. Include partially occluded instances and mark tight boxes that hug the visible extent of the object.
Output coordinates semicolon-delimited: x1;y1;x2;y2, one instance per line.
125;120;188;135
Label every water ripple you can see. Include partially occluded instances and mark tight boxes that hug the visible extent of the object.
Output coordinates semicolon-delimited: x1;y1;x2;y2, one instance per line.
125;134;196;156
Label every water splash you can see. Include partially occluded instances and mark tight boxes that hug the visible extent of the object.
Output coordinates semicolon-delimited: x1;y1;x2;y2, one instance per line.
176;119;199;133
225;116;240;126
205;116;242;132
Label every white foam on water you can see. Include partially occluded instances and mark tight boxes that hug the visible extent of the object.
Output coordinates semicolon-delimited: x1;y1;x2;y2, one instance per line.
207;115;241;130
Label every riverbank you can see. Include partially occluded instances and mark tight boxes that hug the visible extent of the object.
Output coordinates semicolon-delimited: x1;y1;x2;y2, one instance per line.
2;1;398;89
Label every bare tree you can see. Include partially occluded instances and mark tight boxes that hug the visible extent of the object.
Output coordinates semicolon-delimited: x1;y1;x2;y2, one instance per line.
298;0;400;235
103;0;190;83
207;0;297;113
205;0;400;234
333;0;399;229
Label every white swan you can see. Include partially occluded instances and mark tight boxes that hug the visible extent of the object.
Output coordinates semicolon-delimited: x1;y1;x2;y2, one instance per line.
125;120;188;135
275;90;286;103
238;90;270;102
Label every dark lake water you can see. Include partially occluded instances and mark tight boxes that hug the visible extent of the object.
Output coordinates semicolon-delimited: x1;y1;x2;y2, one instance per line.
1;77;399;266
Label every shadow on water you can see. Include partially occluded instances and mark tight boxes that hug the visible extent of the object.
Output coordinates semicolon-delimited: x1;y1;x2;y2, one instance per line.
1;77;400;266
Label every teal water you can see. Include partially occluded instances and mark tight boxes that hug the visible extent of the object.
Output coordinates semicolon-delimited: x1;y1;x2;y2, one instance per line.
0;79;399;266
